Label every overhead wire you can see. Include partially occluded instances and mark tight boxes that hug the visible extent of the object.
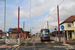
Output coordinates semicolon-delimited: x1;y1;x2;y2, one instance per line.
30;0;33;28
47;0;64;29
48;0;64;17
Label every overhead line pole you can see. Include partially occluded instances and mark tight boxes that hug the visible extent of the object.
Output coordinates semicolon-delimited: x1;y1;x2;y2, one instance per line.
23;22;25;37
18;7;20;38
57;5;60;42
4;0;6;43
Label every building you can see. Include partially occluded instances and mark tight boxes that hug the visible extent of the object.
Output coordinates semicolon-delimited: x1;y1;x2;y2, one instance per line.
60;15;75;40
9;28;23;38
0;30;3;38
8;28;30;39
23;31;30;38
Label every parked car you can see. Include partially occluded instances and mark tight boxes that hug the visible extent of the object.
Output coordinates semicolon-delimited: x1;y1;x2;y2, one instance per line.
0;37;3;39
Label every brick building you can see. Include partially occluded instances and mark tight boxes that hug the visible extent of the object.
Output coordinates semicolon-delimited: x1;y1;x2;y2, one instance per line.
8;28;30;38
0;30;3;38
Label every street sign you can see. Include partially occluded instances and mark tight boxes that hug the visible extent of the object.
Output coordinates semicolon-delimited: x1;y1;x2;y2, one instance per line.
9;28;12;33
4;32;5;34
61;25;64;30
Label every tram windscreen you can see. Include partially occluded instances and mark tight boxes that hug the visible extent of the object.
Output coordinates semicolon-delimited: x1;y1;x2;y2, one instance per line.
42;30;49;34
42;31;48;34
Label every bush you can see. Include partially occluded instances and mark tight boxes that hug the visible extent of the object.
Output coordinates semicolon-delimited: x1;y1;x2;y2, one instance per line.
24;38;26;40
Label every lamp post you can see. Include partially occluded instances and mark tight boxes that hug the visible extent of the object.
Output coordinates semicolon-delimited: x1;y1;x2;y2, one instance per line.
0;0;6;43
4;0;6;44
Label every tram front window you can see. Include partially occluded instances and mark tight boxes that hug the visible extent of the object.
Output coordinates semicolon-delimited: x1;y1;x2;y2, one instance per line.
42;31;49;34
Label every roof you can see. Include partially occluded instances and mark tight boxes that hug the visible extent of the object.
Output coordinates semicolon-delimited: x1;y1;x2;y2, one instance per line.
0;30;3;34
8;28;23;33
60;15;75;25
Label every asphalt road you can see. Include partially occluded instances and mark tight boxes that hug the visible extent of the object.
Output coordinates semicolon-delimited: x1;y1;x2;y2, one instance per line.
0;36;75;50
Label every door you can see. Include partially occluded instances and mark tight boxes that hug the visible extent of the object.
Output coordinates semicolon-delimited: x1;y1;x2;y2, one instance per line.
68;31;72;40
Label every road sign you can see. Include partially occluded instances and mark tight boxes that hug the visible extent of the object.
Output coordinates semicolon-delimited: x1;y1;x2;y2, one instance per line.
9;28;12;33
4;32;5;34
61;25;64;30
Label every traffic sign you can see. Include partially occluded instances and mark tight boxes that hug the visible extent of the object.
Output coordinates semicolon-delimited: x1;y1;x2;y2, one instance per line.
9;28;12;33
61;25;64;30
4;32;5;34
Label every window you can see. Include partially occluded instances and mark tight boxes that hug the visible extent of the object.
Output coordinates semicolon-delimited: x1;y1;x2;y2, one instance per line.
73;22;75;27
67;23;71;27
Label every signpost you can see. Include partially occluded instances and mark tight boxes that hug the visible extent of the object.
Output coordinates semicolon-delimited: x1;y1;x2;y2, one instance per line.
55;26;57;41
61;25;66;44
9;28;12;43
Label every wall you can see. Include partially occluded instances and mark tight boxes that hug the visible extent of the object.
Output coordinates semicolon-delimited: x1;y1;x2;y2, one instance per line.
65;23;74;30
72;32;75;40
60;23;65;31
24;33;26;38
10;33;17;36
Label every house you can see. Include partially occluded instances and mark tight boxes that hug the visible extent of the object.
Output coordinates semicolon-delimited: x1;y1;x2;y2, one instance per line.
0;30;3;38
9;28;23;38
60;15;75;40
35;33;38;36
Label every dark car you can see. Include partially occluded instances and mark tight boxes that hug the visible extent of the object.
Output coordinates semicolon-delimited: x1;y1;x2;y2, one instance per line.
0;37;3;39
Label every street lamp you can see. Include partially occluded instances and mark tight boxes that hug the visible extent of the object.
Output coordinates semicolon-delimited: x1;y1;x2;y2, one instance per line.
0;0;6;43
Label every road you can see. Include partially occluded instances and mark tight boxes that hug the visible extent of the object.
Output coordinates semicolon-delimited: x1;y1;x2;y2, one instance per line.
0;36;75;50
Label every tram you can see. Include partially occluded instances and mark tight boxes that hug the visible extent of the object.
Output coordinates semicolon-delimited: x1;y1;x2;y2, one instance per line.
40;29;50;41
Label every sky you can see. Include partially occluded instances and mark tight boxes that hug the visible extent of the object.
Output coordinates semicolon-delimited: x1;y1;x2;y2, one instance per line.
0;0;75;34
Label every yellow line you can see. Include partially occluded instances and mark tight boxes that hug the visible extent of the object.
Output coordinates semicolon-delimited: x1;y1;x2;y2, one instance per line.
16;46;20;50
6;47;12;50
62;44;71;46
11;45;19;50
11;47;17;50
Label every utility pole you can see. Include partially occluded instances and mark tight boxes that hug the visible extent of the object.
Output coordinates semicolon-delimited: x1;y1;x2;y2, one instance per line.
23;22;25;37
57;5;60;42
4;0;6;43
47;21;49;29
30;28;32;37
18;7;20;38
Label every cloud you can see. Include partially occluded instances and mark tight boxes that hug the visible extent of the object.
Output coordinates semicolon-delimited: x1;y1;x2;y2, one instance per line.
31;0;75;33
0;21;2;23
13;0;63;18
1;0;75;33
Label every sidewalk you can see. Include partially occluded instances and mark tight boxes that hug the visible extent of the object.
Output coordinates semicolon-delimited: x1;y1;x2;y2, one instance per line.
50;37;75;49
67;40;75;45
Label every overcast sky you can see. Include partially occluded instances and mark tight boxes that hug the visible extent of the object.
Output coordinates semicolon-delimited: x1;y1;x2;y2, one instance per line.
0;0;75;34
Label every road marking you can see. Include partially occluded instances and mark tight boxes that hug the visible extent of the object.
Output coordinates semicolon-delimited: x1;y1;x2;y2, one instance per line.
15;46;20;50
12;45;19;47
6;47;11;50
50;41;55;43
62;44;71;46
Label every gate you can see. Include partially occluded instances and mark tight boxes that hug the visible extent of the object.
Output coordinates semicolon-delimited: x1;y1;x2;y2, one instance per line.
6;36;17;44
